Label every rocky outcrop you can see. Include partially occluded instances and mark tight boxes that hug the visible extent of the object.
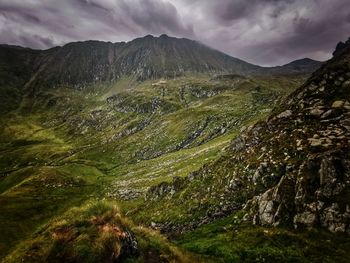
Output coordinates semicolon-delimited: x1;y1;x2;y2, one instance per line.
107;94;179;114
175;117;212;149
245;152;350;233
241;40;350;234
333;37;350;57
187;85;228;98
146;176;186;200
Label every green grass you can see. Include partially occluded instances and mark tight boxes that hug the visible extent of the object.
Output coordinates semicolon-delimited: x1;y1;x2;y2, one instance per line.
175;213;350;263
2;200;208;263
0;73;308;261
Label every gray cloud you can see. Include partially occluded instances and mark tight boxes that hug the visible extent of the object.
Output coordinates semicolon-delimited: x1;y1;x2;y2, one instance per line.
0;0;349;65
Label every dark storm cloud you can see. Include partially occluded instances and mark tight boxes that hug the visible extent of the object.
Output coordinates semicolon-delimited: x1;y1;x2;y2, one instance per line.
207;0;294;24
0;0;193;49
191;0;350;65
0;0;349;65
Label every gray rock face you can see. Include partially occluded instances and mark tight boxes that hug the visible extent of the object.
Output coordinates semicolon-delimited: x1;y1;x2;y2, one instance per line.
246;153;350;233
251;173;296;227
257;189;275;225
320;203;348;233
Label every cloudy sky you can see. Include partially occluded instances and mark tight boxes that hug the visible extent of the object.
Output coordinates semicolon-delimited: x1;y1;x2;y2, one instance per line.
0;0;349;66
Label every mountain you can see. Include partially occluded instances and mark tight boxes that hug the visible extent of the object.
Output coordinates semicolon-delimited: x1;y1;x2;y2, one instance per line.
2;35;260;88
1;35;321;89
268;57;323;75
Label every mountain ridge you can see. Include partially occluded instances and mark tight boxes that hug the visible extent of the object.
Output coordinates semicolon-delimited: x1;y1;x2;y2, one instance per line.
0;34;322;89
0;35;322;68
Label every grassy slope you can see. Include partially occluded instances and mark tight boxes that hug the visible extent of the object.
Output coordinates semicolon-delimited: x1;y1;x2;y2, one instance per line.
175;213;350;263
3;201;208;263
0;74;306;261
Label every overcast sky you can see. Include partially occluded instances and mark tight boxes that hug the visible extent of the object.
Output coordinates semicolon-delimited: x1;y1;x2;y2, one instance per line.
0;0;349;66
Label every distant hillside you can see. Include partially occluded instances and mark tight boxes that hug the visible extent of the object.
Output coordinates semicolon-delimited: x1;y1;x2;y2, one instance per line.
1;35;321;89
0;45;40;113
267;58;323;74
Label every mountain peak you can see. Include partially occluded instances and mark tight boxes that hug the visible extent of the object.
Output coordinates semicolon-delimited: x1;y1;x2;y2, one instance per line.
143;34;154;39
281;57;320;66
159;34;169;38
291;57;316;63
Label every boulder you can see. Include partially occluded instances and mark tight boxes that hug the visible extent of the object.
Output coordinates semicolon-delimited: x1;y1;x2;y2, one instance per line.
310;108;324;117
293;211;317;228
332;100;345;108
277;110;292;119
